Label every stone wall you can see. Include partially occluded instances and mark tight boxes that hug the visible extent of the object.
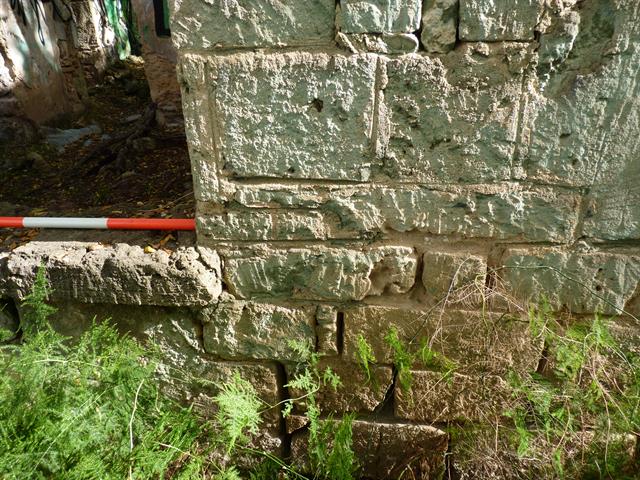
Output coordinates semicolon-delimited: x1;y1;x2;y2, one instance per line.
1;0;639;478
166;0;640;475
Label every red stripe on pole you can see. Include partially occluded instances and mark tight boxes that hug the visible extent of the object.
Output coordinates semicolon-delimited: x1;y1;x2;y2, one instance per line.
106;218;196;231
0;217;25;228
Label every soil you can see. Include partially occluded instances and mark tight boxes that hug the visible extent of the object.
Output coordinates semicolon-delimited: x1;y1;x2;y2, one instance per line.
0;58;196;251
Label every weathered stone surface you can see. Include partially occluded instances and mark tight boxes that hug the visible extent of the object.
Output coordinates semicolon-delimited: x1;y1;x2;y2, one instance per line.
336;32;419;54
421;0;458;53
337;0;422;33
168;0;335;50
210;51;378;181
343;306;541;373
523;2;640;188
197;210;330;242
422;252;487;305
502;248;640;315
316;305;339;355
44;302;282;429
459;0;541;41
381;44;529;184
287;358;393;413
231;183;581;243
3;242;221;306
395;371;509;422
223;246;417;301
291;419;448;479
200;296;315;361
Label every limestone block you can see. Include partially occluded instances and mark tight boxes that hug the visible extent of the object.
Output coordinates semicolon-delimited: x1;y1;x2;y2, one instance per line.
316;305;339;355
523;3;640;188
223;246;417;301
421;0;458;53
395;371;509;422
209;51;378;182
381;44;528;183
337;0;422;33
168;0;335;50
287;358;393;413
422;252;487;305
4;242;222;306
291;419;448;479
502;248;640;315
459;0;541;41
343;306;541;373
231;184;581;243
197;210;330;242
45;302;281;429
200;297;316;361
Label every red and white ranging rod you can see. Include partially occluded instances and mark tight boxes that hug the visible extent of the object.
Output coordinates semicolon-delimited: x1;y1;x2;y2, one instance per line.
0;217;196;231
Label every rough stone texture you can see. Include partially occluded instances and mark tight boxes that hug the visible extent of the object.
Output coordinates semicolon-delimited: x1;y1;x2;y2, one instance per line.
381;43;530;184
316;305;339;355
3;242;222;306
210;51;378;181
422;252;487;305
44;301;282;430
336;32;419;54
291;419;448;479
200;296;315;361
228;183;581;243
395;371;509;422
337;0;422;34
223;246;417;301
502;248;640;315
343;306;542;374
168;0;335;50
287;358;393;413
421;0;458;53
459;0;541;41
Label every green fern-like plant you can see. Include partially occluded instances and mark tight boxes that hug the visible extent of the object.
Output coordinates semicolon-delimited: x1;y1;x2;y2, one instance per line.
356;334;376;383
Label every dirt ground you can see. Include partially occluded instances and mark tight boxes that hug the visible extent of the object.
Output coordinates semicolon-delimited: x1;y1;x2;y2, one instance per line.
0;58;196;251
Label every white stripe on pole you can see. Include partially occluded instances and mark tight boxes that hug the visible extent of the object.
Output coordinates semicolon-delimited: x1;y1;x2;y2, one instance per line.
23;217;109;229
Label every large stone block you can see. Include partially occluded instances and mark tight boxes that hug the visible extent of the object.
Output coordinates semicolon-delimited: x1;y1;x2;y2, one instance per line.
395;371;510;422
210;51;378;181
459;0;541;41
231;183;581;243
381;44;529;184
169;0;335;50
287;358;393;413
502;248;640;315
343;306;541;374
3;242;222;306
291;419;448;479
223;246;417;301
422;252;487;305
337;0;422;33
200;296;315;361
421;0;458;53
523;3;640;188
44;302;282;429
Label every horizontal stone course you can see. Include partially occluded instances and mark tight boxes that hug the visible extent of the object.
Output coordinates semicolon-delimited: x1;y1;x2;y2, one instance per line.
222;246;417;301
169;0;335;50
228;183;581;243
422;252;487;305
2;242;221;306
343;306;541;374
210;51;378;182
501;248;640;315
